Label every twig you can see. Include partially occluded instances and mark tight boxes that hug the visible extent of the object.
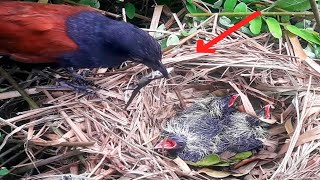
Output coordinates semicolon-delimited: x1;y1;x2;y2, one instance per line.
187;11;316;17
0;67;39;109
309;0;320;32
11;150;83;174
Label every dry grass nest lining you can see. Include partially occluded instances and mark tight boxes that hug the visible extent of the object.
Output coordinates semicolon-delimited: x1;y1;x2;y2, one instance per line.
2;28;320;180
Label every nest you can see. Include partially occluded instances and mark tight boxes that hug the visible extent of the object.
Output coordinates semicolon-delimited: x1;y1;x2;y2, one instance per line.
1;14;320;180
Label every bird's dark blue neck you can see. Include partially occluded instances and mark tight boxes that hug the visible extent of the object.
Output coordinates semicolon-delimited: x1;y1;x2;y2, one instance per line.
58;11;126;68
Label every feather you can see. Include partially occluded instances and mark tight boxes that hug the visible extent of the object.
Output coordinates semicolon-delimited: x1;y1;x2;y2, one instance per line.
0;2;92;63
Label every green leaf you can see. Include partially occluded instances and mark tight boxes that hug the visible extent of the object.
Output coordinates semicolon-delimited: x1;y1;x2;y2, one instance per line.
241;0;258;2
273;0;311;11
223;0;237;12
186;1;197;13
240;26;254;36
199;168;231;178
125;3;135;19
214;161;232;167
285;25;320;45
265;17;282;38
160;39;168;49
181;27;197;36
79;0;100;8
0;167;9;176
295;19;312;29
155;24;166;38
186;154;220;166
304;44;316;58
187;0;193;3
311;44;320;58
249;16;262;35
166;34;180;46
280;16;290;23
219;16;234;28
213;0;223;8
234;2;248;13
231;151;253;161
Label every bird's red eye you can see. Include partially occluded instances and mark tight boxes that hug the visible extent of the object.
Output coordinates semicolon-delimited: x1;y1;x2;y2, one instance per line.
154;138;177;149
228;94;240;107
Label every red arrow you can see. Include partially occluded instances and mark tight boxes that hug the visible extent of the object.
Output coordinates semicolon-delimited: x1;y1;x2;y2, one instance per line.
196;11;262;53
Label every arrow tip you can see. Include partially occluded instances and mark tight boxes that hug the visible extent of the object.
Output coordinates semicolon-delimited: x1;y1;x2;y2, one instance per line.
196;39;216;53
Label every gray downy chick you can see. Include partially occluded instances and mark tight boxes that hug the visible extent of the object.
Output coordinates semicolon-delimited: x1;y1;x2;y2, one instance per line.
154;95;240;162
215;105;271;153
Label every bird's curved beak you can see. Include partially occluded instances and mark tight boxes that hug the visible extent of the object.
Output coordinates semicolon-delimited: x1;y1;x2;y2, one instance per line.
157;62;169;78
154;138;177;149
228;94;240;107
145;61;169;78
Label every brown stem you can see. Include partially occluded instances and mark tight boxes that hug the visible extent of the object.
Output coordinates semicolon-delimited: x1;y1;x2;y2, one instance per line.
309;0;320;32
0;67;39;109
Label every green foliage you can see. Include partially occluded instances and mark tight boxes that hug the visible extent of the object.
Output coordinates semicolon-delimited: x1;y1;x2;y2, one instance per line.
265;17;282;38
273;0;311;12
166;34;180;46
187;154;220;166
185;1;197;14
185;151;253;167
0;167;9;176
181;27;197;36
125;3;136;19
213;0;223;9
231;151;253;161
285;25;320;45
171;0;320;57
219;16;234;28
234;2;248;13
223;0;237;12
79;0;100;8
249;16;262;35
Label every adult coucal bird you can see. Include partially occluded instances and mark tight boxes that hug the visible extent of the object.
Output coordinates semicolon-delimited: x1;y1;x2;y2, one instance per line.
155;97;270;162
0;1;169;77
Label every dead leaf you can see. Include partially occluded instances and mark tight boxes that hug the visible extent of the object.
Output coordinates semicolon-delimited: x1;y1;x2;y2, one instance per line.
198;168;231;178
229;82;256;116
284;118;294;135
278;127;320;155
173;157;191;174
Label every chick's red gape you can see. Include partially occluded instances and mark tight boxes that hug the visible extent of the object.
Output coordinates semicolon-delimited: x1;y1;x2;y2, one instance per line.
0;1;169;77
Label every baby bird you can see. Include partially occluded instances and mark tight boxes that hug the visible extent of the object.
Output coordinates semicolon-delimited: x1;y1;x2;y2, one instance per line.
214;105;271;153
180;94;240;119
155;99;270;162
154;95;239;161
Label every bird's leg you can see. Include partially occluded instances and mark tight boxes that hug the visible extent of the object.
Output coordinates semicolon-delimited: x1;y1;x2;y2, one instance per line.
37;67;97;94
56;67;96;93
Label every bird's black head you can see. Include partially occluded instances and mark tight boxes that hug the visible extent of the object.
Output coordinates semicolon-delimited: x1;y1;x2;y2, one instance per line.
64;11;169;78
154;132;186;155
225;94;240;108
104;20;169;78
257;104;272;119
207;94;240;116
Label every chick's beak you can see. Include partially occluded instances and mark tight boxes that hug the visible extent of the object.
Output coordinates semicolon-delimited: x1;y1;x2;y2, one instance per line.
264;104;271;119
228;94;240;107
154;139;177;149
